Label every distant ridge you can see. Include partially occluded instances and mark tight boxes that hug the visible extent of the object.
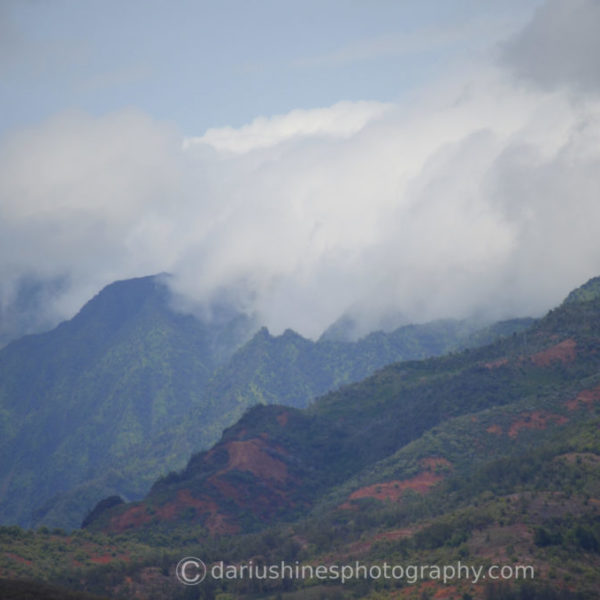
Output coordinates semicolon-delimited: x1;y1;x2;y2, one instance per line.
87;275;600;537
562;275;600;305
4;274;600;599
0;275;532;530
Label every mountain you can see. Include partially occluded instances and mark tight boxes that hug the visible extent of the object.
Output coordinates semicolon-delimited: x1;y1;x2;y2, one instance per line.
1;277;599;598
89;308;590;535
63;276;600;599
562;274;600;305
0;275;530;531
0;275;257;529
199;317;534;414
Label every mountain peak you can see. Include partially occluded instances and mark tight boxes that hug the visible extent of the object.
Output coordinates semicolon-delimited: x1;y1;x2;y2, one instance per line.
562;276;600;306
74;274;168;323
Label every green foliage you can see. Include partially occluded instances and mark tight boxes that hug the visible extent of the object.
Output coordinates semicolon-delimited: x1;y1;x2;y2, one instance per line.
0;275;256;529
534;526;562;547
562;276;600;306
483;582;588;599
0;276;528;530
0;578;110;599
97;283;600;539
6;276;600;598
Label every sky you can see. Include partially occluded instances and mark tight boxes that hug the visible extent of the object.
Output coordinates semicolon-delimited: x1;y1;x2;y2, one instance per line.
2;0;600;340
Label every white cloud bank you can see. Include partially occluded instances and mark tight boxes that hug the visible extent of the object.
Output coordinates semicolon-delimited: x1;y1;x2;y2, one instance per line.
2;0;600;340
185;101;392;154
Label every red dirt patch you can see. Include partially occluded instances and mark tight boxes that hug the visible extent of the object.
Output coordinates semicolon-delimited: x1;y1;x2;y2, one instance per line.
396;580;439;599
111;438;295;533
6;553;32;566
341;472;443;509
566;384;600;410
223;438;288;482
530;339;576;367
486;424;503;435
485;358;509;369
108;489;239;535
420;457;452;470
353;471;443;500
89;554;114;565
162;489;238;535
508;411;568;439
109;505;153;532
341;457;452;509
207;475;243;503
276;411;289;426
434;586;458;599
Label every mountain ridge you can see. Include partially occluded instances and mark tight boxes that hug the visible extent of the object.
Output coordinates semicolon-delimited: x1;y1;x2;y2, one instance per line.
86;282;600;538
0;275;534;530
3;275;600;598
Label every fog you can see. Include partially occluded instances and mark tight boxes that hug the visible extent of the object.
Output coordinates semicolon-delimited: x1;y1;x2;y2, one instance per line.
1;0;600;341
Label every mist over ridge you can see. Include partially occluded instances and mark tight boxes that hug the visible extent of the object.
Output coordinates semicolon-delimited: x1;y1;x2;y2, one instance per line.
2;0;600;342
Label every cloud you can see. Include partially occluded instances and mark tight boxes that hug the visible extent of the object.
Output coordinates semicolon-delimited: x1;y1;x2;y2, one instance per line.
2;0;600;342
502;0;600;93
184;101;392;154
171;67;600;338
0;109;185;325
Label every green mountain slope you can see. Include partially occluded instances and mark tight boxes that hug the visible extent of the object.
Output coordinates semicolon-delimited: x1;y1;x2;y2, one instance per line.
3;277;600;599
87;279;600;538
0;276;530;531
562;275;600;305
202;317;534;414
0;275;256;529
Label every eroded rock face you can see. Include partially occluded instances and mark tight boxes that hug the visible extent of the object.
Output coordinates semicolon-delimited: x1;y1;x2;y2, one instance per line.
97;406;318;534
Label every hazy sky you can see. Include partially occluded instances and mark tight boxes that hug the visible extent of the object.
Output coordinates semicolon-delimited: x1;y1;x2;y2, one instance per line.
1;1;539;135
2;0;600;339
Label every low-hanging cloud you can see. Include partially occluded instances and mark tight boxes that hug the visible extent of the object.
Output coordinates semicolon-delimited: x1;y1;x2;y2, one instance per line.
2;0;600;342
0;109;186;331
501;0;600;93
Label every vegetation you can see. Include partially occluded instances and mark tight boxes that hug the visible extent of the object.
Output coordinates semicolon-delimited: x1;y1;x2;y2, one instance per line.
3;276;600;597
0;276;528;530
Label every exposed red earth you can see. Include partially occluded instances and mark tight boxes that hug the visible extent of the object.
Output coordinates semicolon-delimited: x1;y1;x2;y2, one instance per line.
486;424;503;435
529;338;576;367
484;358;509;369
507;411;568;439
566;383;600;410
340;457;451;509
222;438;288;482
